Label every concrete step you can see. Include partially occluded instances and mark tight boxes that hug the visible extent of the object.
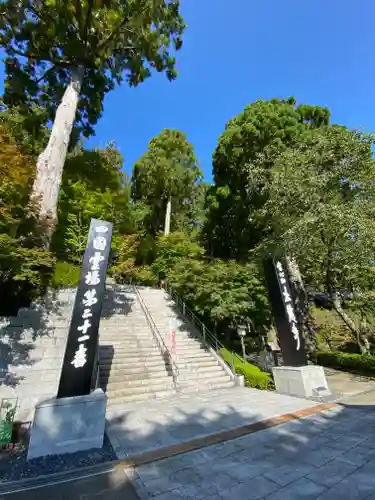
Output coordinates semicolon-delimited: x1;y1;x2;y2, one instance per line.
99;333;155;340
100;343;159;351
99;365;170;378
173;352;215;361
177;365;228;377
178;374;232;385
100;370;171;384
99;348;163;359
106;389;177;408
99;324;151;330
168;344;208;353
177;380;235;392
99;327;152;332
103;375;173;390
105;380;175;398
100;359;167;370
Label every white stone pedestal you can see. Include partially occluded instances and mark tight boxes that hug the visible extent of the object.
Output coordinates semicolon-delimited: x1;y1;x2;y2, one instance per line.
272;365;331;399
27;388;107;460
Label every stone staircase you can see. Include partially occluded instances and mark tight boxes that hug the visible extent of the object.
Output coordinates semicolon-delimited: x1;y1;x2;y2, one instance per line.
0;284;236;422
136;286;236;393
98;284;176;412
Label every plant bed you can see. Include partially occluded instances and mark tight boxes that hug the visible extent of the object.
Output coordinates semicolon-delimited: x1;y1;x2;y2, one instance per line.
0;433;116;484
220;348;274;390
310;351;375;378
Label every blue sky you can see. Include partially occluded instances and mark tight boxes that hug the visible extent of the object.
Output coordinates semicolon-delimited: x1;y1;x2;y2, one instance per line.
1;0;375;181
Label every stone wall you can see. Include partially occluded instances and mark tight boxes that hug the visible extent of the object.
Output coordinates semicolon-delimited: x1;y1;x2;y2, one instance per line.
0;289;76;422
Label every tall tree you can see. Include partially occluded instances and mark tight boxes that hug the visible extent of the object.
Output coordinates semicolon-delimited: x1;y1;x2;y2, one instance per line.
204;98;330;260
204;98;330;349
1;0;185;238
132;128;202;234
258;125;375;352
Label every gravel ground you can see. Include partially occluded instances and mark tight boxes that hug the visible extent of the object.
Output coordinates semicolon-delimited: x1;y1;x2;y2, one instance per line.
0;434;117;483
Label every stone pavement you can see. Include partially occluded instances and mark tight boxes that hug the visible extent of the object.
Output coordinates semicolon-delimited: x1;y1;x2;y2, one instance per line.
324;367;375;400
129;397;375;499
0;466;140;500
105;387;318;459
3;389;375;499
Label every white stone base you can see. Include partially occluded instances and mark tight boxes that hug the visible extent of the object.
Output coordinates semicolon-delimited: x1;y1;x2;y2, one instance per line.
272;365;331;399
27;389;107;460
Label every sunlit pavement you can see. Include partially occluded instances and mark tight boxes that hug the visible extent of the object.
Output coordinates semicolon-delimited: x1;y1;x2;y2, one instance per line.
130;395;375;500
4;389;375;499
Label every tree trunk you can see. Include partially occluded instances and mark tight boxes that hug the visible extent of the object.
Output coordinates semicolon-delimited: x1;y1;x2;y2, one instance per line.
30;66;84;243
285;256;317;352
332;294;368;354
164;196;171;236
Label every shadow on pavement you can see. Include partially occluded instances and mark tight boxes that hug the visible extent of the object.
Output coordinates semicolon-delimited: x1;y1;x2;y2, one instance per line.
3;392;375;499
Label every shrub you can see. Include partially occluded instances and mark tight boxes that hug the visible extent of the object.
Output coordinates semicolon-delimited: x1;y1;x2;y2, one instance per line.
51;261;81;288
0;233;55;315
311;350;375;376
220;347;274;390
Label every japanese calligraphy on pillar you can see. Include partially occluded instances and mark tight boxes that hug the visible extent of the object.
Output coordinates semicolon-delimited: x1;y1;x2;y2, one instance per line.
57;219;113;398
275;261;301;351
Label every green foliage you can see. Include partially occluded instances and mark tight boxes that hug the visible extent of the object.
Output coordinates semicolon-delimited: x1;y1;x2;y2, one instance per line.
1;0;186;139
257;125;375;347
0;233;55;315
112;234;157;285
0;111;54;314
54;143;133;262
312;306;358;352
169;258;271;335
204;98;330;259
220;348;274;390
311;351;375;377
51;261;81;289
152;232;205;279
132;129;202;234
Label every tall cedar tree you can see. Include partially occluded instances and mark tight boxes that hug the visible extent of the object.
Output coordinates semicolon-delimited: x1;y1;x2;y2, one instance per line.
0;0;185;239
132;129;202;235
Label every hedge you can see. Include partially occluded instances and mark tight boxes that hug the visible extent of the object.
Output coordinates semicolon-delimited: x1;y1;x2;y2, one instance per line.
311;350;375;377
51;261;81;288
220;347;274;390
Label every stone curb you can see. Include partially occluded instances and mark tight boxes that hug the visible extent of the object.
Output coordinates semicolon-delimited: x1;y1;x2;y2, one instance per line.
0;401;337;495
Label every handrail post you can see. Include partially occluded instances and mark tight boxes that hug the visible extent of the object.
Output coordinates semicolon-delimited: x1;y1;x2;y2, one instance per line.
202;324;206;342
182;302;185;315
231;350;235;374
134;284;178;390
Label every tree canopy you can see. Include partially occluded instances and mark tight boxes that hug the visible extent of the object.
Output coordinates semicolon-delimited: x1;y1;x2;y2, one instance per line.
1;0;185;139
132;128;202;234
204;98;330;260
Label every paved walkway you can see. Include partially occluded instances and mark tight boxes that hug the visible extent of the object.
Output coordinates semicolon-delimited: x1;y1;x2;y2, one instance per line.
324;367;375;399
4;387;375;499
105;387;318;459
1;467;140;500
130;394;375;499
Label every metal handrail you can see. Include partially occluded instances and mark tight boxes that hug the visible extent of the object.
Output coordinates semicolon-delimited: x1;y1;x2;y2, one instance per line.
161;283;244;377
134;285;179;387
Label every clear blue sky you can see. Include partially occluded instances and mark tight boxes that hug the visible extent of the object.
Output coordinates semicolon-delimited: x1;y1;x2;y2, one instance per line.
1;0;375;181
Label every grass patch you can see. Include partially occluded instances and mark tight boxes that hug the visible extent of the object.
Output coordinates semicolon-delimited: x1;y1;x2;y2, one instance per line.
220;347;274;390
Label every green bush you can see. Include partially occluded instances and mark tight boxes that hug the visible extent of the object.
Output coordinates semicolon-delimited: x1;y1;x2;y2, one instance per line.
0;233;55;315
51;261;81;288
312;350;375;376
220;347;274;390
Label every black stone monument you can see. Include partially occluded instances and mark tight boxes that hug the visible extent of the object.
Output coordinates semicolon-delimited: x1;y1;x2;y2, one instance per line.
263;257;307;367
57;218;113;398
